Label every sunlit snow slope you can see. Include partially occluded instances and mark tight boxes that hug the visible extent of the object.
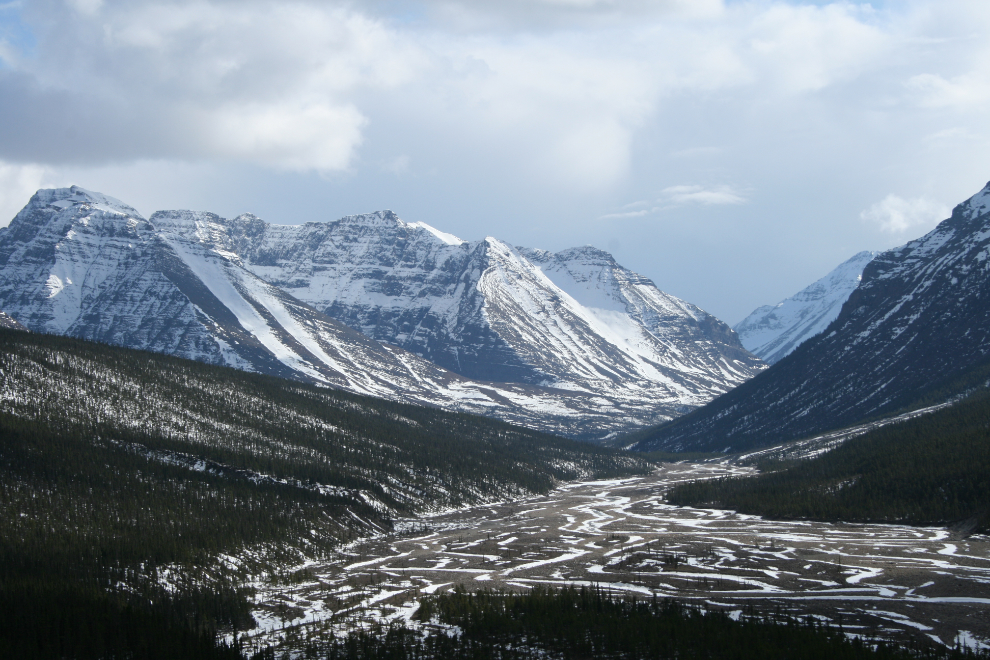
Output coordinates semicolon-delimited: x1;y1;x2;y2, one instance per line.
0;187;763;440
152;209;763;420
734;250;877;363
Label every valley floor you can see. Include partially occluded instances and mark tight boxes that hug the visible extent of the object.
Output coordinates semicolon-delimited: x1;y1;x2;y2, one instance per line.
237;463;990;656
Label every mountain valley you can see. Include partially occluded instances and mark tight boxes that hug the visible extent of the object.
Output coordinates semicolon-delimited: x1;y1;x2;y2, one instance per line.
231;469;990;657
2;183;990;658
0;327;650;657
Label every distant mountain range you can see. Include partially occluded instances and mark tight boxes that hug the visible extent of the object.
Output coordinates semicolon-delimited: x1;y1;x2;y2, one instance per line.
0;187;764;440
734;250;877;364
631;181;990;453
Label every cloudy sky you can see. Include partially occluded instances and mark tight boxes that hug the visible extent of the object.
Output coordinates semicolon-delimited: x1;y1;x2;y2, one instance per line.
1;0;988;324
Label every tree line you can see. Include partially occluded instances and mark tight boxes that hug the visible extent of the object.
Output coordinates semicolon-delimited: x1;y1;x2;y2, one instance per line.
667;389;990;532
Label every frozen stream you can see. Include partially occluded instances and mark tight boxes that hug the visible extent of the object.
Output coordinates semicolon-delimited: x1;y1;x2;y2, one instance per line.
239;463;990;654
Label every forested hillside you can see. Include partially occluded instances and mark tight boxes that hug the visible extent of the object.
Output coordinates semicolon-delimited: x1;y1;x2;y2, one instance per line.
667;389;990;532
0;328;649;657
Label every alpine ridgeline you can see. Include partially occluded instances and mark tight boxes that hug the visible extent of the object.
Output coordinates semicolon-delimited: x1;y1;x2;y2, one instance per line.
734;250;877;364
0;187;763;440
631;181;990;453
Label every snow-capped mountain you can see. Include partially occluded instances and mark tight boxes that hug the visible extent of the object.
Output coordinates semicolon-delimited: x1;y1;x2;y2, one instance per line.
150;209;762;402
631;181;990;453
0;187;764;440
734;250;877;363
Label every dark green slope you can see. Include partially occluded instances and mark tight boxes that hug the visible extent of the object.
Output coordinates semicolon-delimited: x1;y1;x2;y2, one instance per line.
0;328;649;658
667;389;990;532
0;328;648;511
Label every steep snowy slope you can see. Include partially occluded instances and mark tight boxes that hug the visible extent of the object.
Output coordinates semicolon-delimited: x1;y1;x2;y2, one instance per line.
0;187;760;439
631;182;990;453
734;251;877;363
520;245;757;393
152;209;763;417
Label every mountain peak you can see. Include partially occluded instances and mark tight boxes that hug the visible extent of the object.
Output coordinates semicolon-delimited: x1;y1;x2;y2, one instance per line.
638;180;990;453
554;245;617;264
150;209;224;226
958;180;990;220
31;186;143;220
336;210;402;227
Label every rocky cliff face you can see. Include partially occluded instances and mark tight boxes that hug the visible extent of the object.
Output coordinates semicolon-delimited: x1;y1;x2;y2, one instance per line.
633;182;990;453
0;187;764;440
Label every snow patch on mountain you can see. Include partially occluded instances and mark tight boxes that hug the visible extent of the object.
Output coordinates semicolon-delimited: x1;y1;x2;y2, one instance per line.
0;311;26;331
961;181;990;220
407;221;465;246
39;186;142;219
734;250;877;364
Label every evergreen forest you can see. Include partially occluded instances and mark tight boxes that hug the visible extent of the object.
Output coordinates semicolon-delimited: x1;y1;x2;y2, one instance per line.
667;389;990;532
0;329;650;657
259;587;989;659
3;327;989;657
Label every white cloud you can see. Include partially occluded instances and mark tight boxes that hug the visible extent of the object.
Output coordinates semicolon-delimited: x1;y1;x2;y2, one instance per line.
0;162;53;227
200;101;367;172
65;0;102;15
1;0;988;221
9;2;420;172
860;194;950;234
661;185;746;206
907;72;990;110
411;0;725;31
599;209;649;220
600;184;745;219
1;0;912;188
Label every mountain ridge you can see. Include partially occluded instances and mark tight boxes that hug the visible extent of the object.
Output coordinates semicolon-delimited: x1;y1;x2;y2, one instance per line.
0;186;764;440
150;207;762;395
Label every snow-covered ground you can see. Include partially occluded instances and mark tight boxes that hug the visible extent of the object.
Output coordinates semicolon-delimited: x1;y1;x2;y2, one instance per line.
232;465;990;656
